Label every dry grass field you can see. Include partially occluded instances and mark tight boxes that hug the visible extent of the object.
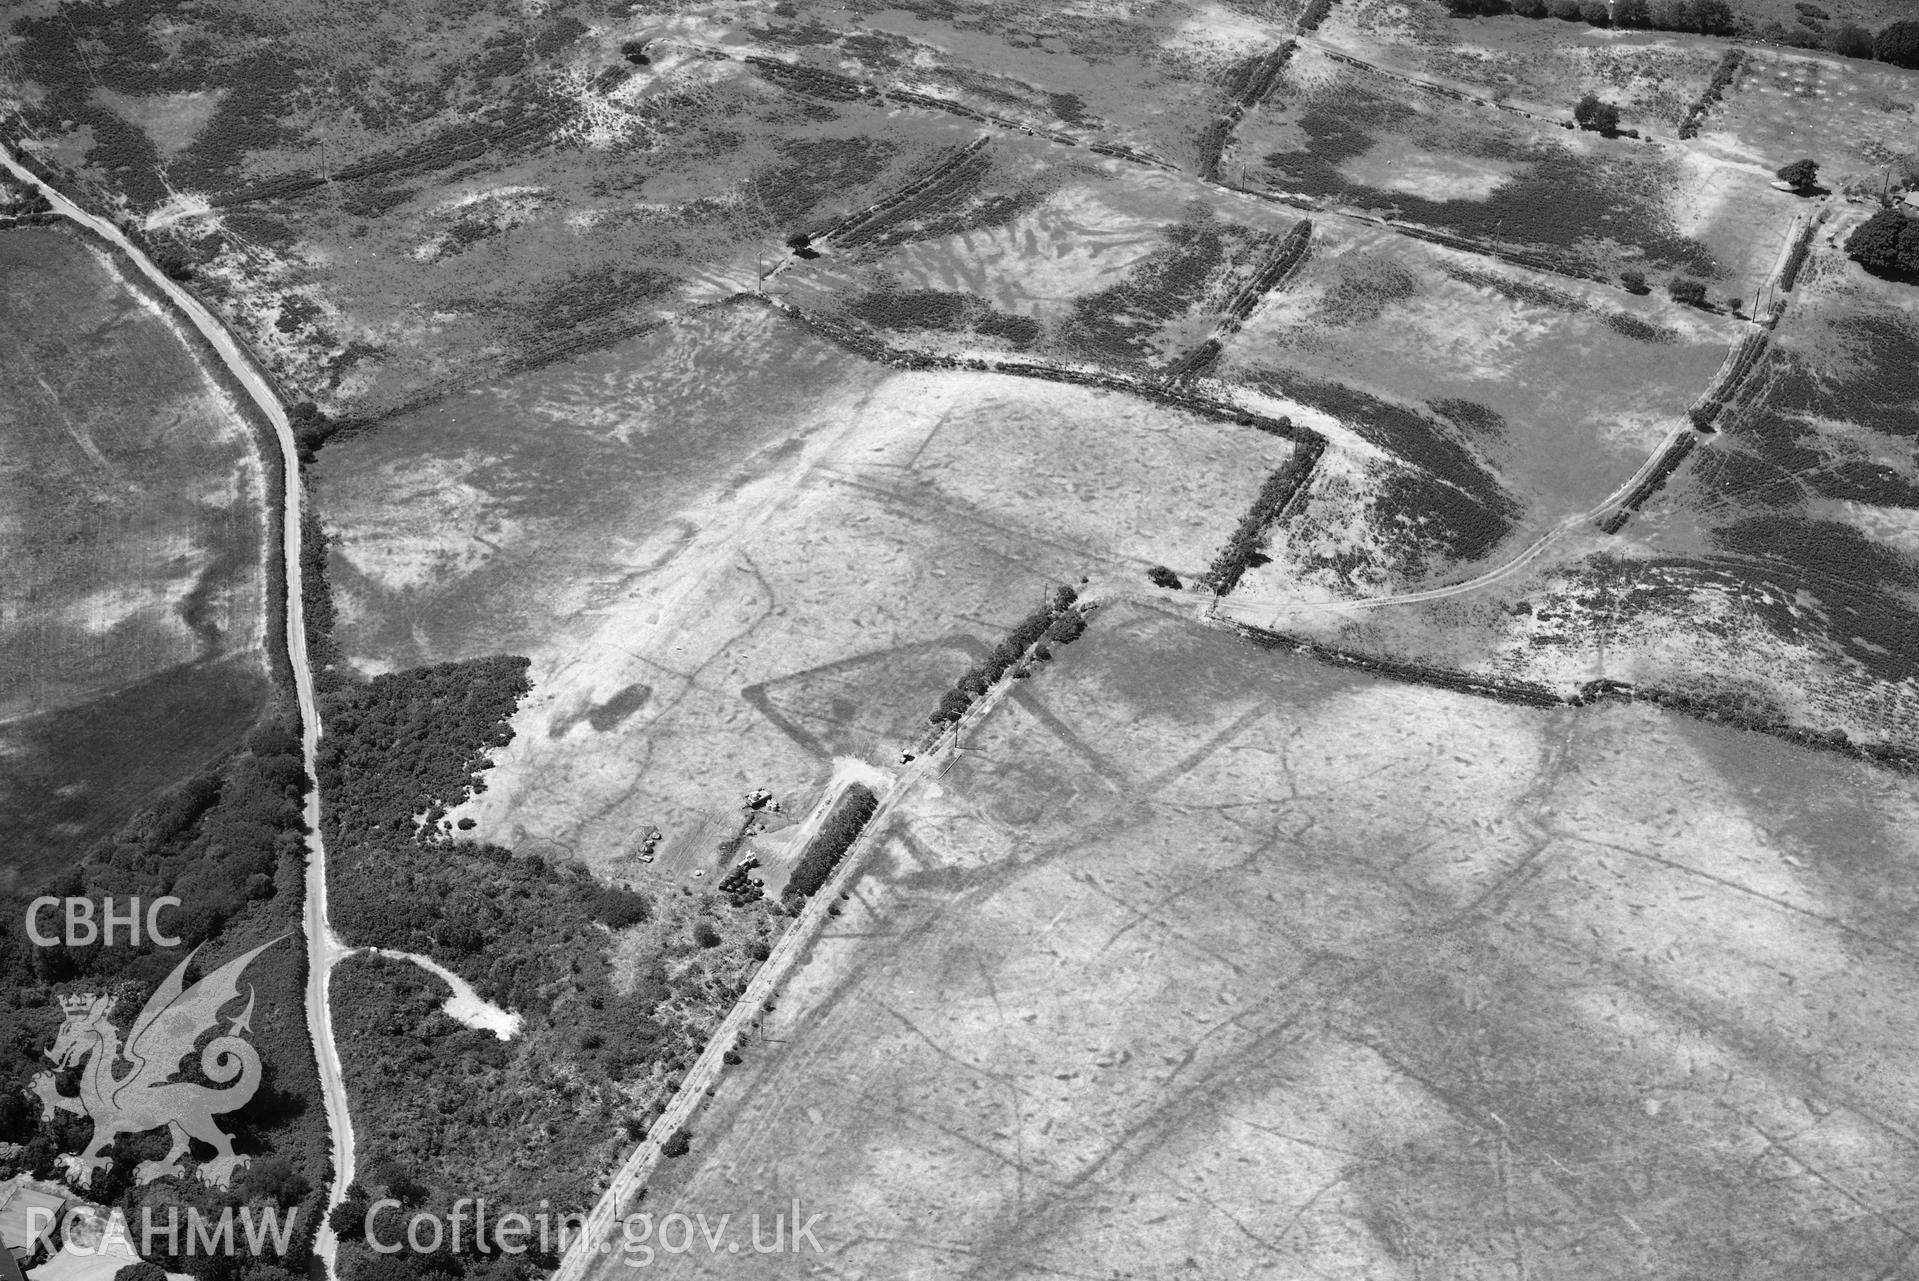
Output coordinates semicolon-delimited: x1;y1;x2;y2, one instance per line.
0;225;270;890
313;303;1294;880
610;601;1919;1280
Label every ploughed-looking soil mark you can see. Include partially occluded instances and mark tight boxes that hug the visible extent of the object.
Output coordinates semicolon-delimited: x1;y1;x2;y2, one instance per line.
612;602;1919;1281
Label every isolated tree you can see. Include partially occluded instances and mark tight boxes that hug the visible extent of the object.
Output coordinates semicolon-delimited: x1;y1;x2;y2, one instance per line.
1876;21;1919;69
1574;93;1622;134
1668;278;1710;307
1146;565;1183;590
1829;23;1875;57
1776;159;1820;189
1651;0;1696;30
1694;0;1738;34
1620;267;1650;294
1847;208;1919;276
661;1127;692;1158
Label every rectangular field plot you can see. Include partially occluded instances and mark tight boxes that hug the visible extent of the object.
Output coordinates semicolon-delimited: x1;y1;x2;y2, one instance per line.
1715;50;1919;186
315;303;1291;879
777;146;1304;372
1316;8;1731;133
1216;218;1735;530
1232;44;1721;280
602;602;1919;1281
759;0;1306;172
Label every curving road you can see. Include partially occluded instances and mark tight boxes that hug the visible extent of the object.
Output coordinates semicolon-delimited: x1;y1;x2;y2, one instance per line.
1;146;356;1276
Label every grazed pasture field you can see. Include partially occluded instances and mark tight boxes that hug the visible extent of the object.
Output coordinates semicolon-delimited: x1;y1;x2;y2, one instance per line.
615;601;1919;1280
315;304;1293;880
0;225;269;889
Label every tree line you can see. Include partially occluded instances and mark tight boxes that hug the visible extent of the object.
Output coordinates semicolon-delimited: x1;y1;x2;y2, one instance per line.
1444;0;1919;66
928;586;1087;727
783;785;880;902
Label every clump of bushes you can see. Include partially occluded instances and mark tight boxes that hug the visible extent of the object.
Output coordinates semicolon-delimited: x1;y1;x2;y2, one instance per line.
1847;208;1919;279
589;885;651;928
1574;93;1622;134
1147;566;1183;589
784;784;879;900
1668;277;1711;307
1776;159;1819;191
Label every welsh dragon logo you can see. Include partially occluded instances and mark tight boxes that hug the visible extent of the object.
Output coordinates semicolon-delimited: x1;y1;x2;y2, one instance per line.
31;938;285;1190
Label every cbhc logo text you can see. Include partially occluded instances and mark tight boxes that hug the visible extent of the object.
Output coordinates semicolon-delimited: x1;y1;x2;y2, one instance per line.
25;897;183;947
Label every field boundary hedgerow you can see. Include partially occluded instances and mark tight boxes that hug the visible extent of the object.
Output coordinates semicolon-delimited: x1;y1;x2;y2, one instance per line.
1165;218;1315;382
1197;40;1300;181
1595;433;1700;533
741;53;1166;164
753;293;1319;444
1687;327;1772;432
1201;436;1329;595
1678;49;1746;139
1310;46;1560;130
809;137;995;250
1215;617;1919;772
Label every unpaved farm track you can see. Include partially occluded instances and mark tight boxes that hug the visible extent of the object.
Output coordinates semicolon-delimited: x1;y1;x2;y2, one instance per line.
0;145;357;1275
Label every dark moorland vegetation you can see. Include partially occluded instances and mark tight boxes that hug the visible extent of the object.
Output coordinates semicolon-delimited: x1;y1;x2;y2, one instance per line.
0;712;329;1281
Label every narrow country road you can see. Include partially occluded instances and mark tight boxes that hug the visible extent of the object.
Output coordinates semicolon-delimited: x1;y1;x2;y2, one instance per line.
1;146;357;1275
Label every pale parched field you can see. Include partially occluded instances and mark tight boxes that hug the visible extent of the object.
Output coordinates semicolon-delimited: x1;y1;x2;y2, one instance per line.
616;601;1919;1281
315;305;1292;879
0;225;270;889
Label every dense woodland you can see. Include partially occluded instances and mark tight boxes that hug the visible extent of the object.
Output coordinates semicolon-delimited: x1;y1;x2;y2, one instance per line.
314;657;780;1281
0;713;330;1281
